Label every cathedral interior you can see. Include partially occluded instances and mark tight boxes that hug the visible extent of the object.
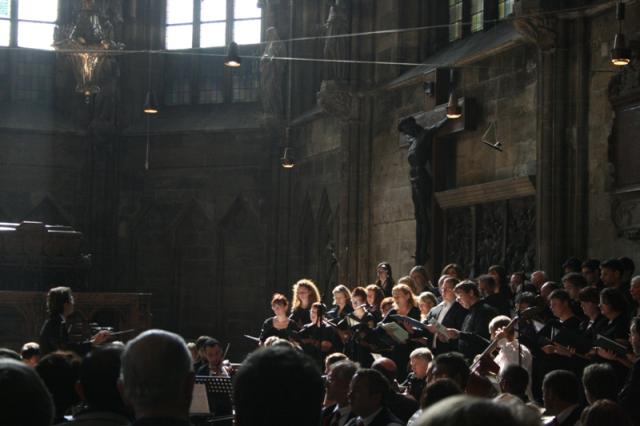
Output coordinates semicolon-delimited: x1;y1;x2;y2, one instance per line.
0;0;639;359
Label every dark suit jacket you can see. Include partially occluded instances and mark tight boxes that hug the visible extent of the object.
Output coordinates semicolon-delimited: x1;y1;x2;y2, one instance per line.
345;407;403;426
39;315;91;356
321;404;356;426
423;301;468;354
458;301;497;360
556;405;584;426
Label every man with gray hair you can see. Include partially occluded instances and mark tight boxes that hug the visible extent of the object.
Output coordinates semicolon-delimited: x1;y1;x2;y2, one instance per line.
322;359;359;426
119;329;195;426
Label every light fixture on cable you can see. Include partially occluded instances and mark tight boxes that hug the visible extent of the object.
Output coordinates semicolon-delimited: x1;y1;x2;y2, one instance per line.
446;68;462;119
611;1;631;66
224;42;242;67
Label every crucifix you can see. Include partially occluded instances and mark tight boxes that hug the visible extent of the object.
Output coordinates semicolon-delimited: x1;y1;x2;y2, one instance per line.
398;99;471;268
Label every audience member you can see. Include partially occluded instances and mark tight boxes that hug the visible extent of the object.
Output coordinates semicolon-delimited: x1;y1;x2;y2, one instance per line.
0;358;54;426
233;345;323;426
322;360;358;426
542;370;583;426
582;363;618;404
346;368;403;426
21;341;41;366
413;395;532;426
406;378;462;426
36;351;81;423
120;329;195;426
582;399;632;426
372;357;419;423
429;352;470;391
64;344;131;425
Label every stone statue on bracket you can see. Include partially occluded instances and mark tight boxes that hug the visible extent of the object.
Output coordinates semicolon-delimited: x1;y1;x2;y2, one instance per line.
323;0;349;82
398;115;448;266
260;26;287;121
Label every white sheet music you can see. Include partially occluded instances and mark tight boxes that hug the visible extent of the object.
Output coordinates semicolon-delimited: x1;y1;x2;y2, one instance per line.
190;383;210;414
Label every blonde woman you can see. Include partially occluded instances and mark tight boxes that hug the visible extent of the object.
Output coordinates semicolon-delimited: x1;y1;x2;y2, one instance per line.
417;291;438;321
327;284;353;320
290;278;321;327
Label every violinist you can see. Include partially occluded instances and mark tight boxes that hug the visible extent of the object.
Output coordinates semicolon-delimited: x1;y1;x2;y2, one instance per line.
259;293;300;344
327;285;353;321
39;286;110;356
289;279;321;328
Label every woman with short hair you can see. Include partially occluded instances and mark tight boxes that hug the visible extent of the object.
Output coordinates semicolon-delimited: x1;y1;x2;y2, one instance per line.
259;293;300;344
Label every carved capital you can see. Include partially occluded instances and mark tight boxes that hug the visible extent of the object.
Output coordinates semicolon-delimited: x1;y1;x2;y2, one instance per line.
317;80;356;122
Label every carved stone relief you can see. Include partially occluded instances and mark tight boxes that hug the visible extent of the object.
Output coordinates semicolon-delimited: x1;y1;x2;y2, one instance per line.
444;207;473;276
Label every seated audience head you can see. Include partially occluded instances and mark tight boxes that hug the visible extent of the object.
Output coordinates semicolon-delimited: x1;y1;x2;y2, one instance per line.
348;368;390;418
629;316;640;355
325;351;349;374
581;259;601;286
419;378;462;409
454;281;480;310
21;342;40;367
46;286;74;318
380;297;395;317
326;359;358;407
409;347;433;379
499;364;529;399
630;276;640;303
371;357;397;384
601;258;624;287
562;272;588;300
36;351;81;423
332;285;351;308
0;347;21;360
263;336;296;348
292;279;321;310
441;263;464;279
599;287;628;320
413;395;527;426
398;275;419;295
430;352;470;390
477;274;497;297
582;363;618;405
120;329;195;419
530;270;547;290
542;370;580;415
582;400;632;426
233;345;323;426
548;289;573;319
186;342;197;361
410;265;431;292
366;284;385;310
0;358;54;426
78;344;128;414
563;257;582;274
578;287;601;319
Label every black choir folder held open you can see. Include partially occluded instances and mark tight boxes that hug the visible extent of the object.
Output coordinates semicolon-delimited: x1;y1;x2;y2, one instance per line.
190;375;233;417
595;334;630;358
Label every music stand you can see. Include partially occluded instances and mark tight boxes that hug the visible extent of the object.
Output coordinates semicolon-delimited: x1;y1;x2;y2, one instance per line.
190;375;234;420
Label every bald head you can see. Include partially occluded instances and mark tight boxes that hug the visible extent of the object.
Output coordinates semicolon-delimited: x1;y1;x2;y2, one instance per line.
371;357;397;383
120;329;194;417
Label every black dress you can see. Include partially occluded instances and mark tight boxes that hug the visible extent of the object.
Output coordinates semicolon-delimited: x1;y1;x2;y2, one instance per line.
258;317;300;343
297;322;341;368
380;307;421;381
327;304;354;321
289;307;311;328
